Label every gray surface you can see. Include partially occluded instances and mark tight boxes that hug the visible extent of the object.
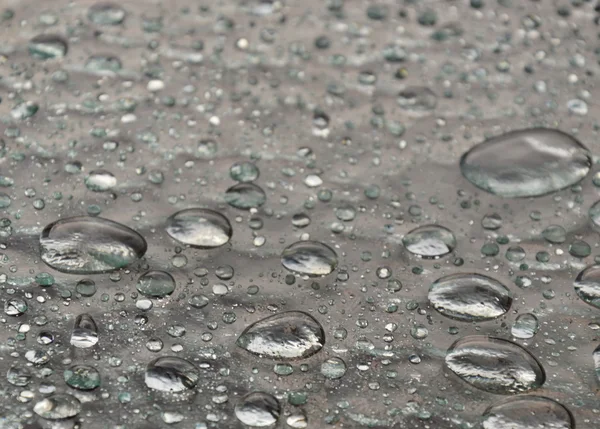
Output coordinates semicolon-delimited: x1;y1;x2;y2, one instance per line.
0;0;599;428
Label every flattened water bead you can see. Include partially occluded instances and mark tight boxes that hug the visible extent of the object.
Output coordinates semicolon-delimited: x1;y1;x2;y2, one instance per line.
237;311;325;360
34;394;81;420
235;392;280;427
136;270;176;298
28;34;68;59
144;356;199;392
281;241;338;276
574;265;600;309
444;335;545;394
429;274;512;322
224;183;267;209
482;396;574;429
460;128;591;198
166;208;232;248
40;216;147;274
402;225;456;258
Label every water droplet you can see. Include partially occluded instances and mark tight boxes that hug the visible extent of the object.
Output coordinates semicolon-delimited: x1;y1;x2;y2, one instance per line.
542;225;567;244
402;225;456;258
397;87;437;113
4;297;27;316
574;265;600;309
166;208;232;248
40;216;147;273
70;314;98;348
445;335;545;394
482;396;574;429
235;392;280;427
28;34;68;59
230;162;260;182
321;357;347;379
88;2;126;25
85;170;117;192
236;311;325;360
7;366;31;386
64;365;101;390
590;200;600;228
511;313;540;339
594;345;600;383
144;356;199;392
34;394;81;420
429;274;512;322
281;241;338;276
224;183;267;210
137;270;176;298
460;128;591;198
481;213;502;230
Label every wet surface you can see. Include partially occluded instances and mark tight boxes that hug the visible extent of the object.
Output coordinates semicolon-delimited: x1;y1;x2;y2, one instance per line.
1;0;600;428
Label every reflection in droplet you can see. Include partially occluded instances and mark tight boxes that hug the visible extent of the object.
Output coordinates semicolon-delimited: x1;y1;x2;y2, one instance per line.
321;357;347;379
402;225;456;258
224;183;267;210
594;345;600;383
40;216;147;274
7;366;31;386
85;170;117;192
574;265;600;309
429;274;512;322
511;313;540;339
234;392;280;427
281;241;338;276
33;394;81;420
88;2;126;25
590;200;600;228
166;208;232;248
64;365;101;390
70;314;99;348
445;336;545;394
237;311;325;360
460;128;591;198
482;396;575;429
28;34;68;59
137;270;176;298
145;356;199;392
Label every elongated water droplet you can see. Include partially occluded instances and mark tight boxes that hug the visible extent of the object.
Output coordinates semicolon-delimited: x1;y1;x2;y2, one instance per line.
234;392;280;427
402;225;456;258
594;345;600;383
445;335;545;394
145;356;199;392
28;34;68;59
460;128;591;198
4;297;27;316
482;396;575;429
397;86;437;113
237;311;325;360
88;2;126;25
70;314;98;348
64;365;101;390
166;208;232;248
281;241;338;276
85;170;117;192
574;265;600;309
7;366;31;386
40;216;147;273
511;313;540;339
34;394;81;420
321;357;347;379
137;270;175;298
429;274;512;322
224;183;266;210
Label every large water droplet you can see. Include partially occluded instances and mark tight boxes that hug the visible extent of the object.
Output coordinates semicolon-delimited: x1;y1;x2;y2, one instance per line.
236;311;325;360
482;396;575;429
511;313;540;339
281;241;338;276
64;365;101;390
445;335;545;394
40;216;147;273
85;170;117;192
70;314;98;348
429;274;512;322
88;2;126;25
234;392;280;427
402;225;456;258
166;208;232;248
320;357;347;379
460;128;591;198
137;270;176;298
7;366;31;386
28;34;68;59
574;265;600;309
594;345;600;383
224;183;267;210
33;394;81;420
144;356;199;392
